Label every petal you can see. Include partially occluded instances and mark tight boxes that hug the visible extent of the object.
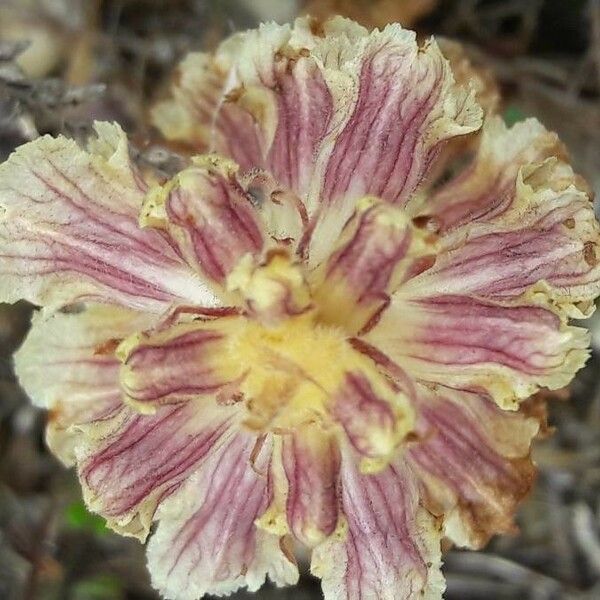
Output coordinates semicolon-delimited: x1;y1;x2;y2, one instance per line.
312;456;444;600
365;294;590;409
314;24;481;209
405;154;600;319
281;424;341;547
240;169;307;249
117;317;243;413
152;22;335;195
147;431;298;598
13;304;155;464
78;400;237;540
437;38;500;117
331;371;414;473
407;384;540;548
152;17;482;263
311;198;436;332
151;51;264;170
227;251;313;326
142;155;267;289
408;117;568;232
150;53;228;152
12;303;234;542
0;123;216;312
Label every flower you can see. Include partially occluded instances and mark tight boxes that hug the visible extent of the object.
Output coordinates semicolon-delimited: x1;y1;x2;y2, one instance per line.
2;16;599;600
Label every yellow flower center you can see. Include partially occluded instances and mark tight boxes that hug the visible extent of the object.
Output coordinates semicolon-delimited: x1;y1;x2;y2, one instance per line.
225;251;411;445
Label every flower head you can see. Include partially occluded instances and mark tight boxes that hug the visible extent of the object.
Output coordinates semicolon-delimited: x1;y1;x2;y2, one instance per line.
3;16;599;600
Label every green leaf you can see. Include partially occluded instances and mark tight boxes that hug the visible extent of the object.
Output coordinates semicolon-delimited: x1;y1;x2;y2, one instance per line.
503;105;526;127
71;575;123;600
64;501;109;535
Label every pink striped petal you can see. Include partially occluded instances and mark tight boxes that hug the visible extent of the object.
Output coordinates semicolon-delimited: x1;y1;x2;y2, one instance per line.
315;27;480;209
410;117;570;232
312;198;436;332
13;304;155;465
150;52;264;171
13;303;236;541
147;432;298;598
78;401;237;540
366;294;589;408
117;317;243;412
312;455;444;600
0;123;216;312
408;201;600;319
152;22;335;197
281;424;341;547
331;371;413;473
407;385;540;548
152;18;481;256
405;122;600;319
142;156;267;288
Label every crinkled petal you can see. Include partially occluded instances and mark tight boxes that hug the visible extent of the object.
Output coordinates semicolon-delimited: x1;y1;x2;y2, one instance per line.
281;424;341;547
405;151;600;319
13;304;155;464
365;294;590;408
312;198;436;332
407;384;540;548
152;17;482;267
408;117;569;231
312;455;444;600
13;303;236;542
0;123;216;312
117;317;243;413
147;431;298;599
142;156;268;289
78;400;237;540
331;371;414;473
151;51;264;171
152;22;334;195
437;38;500;118
312;23;481;209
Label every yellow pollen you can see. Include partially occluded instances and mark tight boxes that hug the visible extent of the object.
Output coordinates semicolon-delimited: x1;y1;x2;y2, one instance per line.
227;312;352;431
220;250;414;465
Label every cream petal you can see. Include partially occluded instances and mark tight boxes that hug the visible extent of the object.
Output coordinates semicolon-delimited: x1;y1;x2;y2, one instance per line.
117;317;244;413
365;293;590;409
311;198;436;332
78;400;237;540
13;304;155;465
147;431;298;599
407;384;540;548
437;38;500;118
0;123;216;312
312;455;444;600
240;169;307;250
281;424;341;547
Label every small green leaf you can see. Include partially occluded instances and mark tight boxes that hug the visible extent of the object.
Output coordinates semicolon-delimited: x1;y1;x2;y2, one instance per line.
503;105;526;127
71;575;123;600
65;501;109;535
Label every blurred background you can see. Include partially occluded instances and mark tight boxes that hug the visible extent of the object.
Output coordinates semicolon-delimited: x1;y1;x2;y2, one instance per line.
0;1;599;599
